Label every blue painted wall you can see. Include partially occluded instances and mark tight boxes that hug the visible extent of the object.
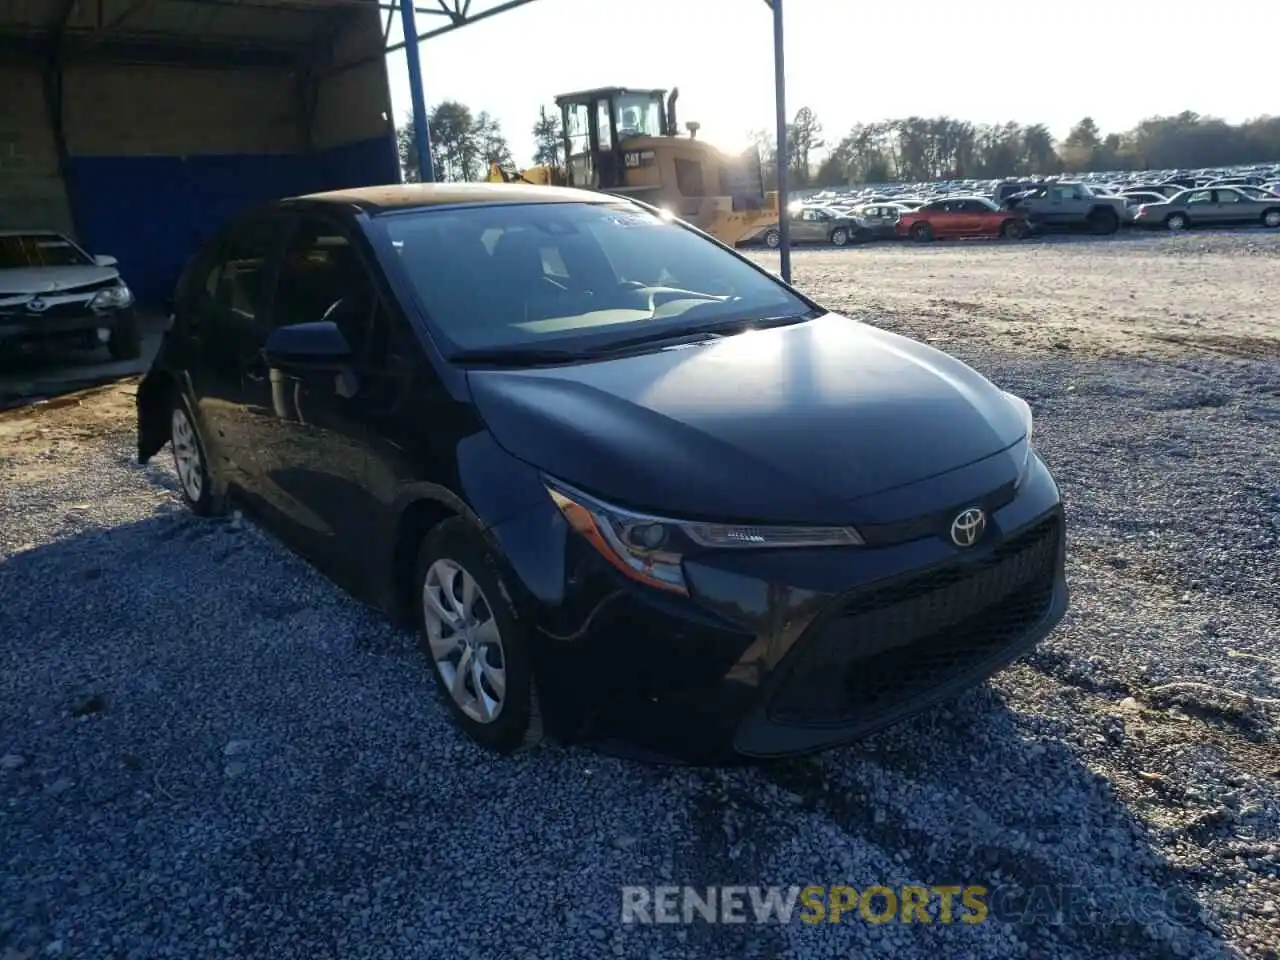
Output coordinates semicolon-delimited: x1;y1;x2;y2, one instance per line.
65;135;399;305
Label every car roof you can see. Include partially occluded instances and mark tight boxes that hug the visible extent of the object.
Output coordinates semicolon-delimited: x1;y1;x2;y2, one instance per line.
296;182;612;213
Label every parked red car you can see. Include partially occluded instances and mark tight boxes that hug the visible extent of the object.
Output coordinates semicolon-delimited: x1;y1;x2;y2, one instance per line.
896;197;1029;242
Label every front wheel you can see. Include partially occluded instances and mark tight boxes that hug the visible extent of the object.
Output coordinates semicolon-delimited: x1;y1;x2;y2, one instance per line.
107;314;142;361
763;229;781;249
416;519;542;753
1262;208;1280;229
910;222;934;243
829;227;849;247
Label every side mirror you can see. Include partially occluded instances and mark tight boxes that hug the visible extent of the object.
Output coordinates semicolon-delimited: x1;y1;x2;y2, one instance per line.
263;321;352;370
94;254;118;267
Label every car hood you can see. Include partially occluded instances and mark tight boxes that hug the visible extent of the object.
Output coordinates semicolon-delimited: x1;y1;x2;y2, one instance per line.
0;265;119;296
467;313;1028;525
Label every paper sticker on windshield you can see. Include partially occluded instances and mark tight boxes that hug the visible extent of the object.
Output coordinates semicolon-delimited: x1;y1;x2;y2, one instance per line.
603;212;665;228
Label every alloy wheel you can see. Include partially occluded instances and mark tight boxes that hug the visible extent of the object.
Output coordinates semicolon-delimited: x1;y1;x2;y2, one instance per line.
423;559;507;724
1264;211;1280;228
170;406;204;502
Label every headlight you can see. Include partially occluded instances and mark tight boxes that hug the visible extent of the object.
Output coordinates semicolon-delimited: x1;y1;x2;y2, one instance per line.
90;283;134;309
544;478;864;595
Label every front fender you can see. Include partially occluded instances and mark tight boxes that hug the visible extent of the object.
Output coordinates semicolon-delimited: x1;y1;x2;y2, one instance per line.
377;429;556;615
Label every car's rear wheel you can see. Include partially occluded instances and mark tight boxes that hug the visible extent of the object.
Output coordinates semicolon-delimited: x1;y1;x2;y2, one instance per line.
763;228;781;249
107;314;142;361
170;398;222;516
1086;208;1119;235
1262;208;1280;229
910;222;934;242
416;519;542;753
1000;219;1028;240
1165;212;1188;231
829;227;849;247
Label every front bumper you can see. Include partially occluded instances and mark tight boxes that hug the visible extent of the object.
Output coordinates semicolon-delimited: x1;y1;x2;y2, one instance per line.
496;450;1068;762
732;513;1065;757
0;305;134;346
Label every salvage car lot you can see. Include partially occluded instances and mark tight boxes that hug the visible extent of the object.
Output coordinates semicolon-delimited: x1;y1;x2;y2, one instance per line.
2;230;1278;959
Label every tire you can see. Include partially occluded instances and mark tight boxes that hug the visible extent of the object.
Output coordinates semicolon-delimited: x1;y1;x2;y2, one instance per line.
1262;208;1280;229
170;395;223;516
1086;208;1119;235
910;222;934;243
107;313;142;361
1000;219;1027;240
415;518;542;754
763;229;781;249
1165;212;1188;232
829;227;849;247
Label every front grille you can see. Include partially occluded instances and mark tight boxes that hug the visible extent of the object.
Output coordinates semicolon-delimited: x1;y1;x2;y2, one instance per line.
766;516;1060;727
12;301;92;321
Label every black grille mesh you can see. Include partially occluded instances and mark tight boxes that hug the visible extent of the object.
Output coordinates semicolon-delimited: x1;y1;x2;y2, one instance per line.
767;516;1060;727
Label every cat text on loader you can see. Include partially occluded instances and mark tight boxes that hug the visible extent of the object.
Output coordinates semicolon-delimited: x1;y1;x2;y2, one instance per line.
487;86;779;247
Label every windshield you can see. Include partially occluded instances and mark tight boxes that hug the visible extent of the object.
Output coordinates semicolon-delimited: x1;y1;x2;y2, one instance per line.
0;234;92;269
614;94;663;138
379;201;808;355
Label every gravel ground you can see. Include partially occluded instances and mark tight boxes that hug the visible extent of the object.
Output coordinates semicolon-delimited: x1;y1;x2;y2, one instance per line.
765;229;1280;361
2;231;1279;959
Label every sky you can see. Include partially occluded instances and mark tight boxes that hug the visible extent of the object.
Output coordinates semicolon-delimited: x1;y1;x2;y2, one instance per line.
383;0;1280;168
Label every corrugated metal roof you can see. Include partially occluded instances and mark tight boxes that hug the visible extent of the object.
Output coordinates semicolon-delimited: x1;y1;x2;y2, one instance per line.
0;0;377;53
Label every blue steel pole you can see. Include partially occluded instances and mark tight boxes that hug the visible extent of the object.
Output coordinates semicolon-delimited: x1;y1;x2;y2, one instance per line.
770;0;790;283
399;0;434;182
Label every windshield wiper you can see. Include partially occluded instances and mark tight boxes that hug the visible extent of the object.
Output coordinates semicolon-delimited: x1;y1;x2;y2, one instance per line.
578;308;822;356
449;309;821;367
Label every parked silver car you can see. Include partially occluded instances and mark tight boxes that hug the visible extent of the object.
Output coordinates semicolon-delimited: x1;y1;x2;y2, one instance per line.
1132;187;1280;231
759;206;865;248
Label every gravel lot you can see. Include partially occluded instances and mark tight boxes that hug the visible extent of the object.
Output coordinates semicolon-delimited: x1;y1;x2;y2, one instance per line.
2;230;1278;959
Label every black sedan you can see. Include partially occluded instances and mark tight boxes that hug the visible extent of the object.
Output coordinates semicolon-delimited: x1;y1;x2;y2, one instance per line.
136;183;1068;762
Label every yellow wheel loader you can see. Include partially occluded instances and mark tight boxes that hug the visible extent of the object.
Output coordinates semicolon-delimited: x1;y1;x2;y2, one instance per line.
486;86;779;248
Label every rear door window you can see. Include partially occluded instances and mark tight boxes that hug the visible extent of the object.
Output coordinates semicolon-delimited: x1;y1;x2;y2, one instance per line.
215;217;289;324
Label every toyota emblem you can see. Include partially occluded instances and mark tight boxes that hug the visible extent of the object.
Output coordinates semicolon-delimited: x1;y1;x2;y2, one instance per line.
950;507;986;548
26;297;49;313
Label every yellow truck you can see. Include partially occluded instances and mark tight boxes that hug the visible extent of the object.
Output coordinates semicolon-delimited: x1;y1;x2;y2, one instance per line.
487;86;779;248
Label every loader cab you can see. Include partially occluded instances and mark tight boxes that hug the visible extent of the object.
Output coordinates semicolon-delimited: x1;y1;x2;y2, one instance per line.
556;86;675;192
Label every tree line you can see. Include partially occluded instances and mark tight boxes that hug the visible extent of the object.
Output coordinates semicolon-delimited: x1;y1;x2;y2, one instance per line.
752;109;1280;186
400;100;1280;185
397;101;514;182
398;101;562;182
